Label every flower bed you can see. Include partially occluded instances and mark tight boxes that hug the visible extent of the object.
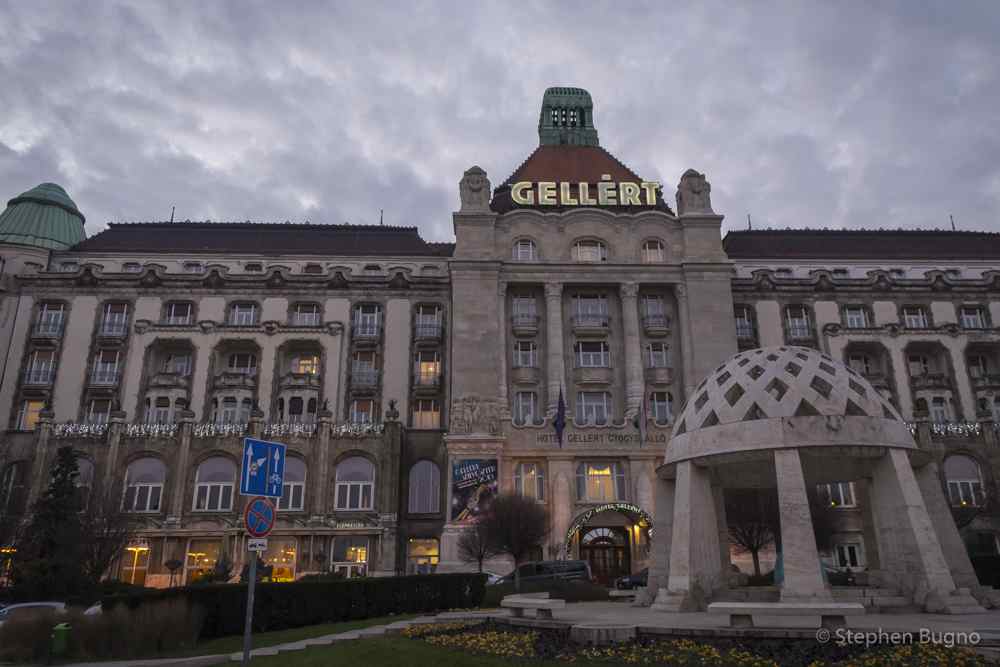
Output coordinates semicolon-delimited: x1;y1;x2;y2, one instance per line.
402;621;995;667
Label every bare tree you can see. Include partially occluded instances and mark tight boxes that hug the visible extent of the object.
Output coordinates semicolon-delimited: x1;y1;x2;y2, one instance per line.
457;519;497;573
480;494;549;592
79;478;136;586
725;488;779;577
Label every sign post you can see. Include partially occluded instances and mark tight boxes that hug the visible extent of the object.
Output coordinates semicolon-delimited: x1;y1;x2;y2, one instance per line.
239;438;285;666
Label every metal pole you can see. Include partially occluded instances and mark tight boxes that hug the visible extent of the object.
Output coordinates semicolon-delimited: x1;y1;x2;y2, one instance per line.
242;554;257;665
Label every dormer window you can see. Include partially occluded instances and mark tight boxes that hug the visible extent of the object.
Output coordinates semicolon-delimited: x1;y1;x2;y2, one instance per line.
183;262;204;274
245;263;263;273
512;239;538;261
641;240;664;263
303;264;323;275
573;240;607;263
123;262;141;273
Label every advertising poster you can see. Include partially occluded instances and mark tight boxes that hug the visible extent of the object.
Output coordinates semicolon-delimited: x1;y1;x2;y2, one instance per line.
450;459;498;522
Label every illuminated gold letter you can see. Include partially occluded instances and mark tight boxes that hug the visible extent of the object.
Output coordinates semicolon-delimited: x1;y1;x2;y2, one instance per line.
597;175;617;206
511;182;534;205
560;182;578;205
619;182;641;206
641;181;660;206
579;182;597;205
537;182;557;205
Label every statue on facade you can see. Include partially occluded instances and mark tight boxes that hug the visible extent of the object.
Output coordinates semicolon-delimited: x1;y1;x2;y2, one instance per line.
459;166;491;212
385;399;400;422
676;168;714;215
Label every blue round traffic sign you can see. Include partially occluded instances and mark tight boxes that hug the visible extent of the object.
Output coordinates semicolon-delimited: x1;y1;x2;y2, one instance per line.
244;496;275;538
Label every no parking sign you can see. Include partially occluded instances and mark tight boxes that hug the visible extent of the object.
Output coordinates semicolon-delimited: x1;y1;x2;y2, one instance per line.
244;496;275;538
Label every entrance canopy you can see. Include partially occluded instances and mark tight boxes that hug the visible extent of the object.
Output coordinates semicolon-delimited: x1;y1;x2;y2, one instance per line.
565;502;652;546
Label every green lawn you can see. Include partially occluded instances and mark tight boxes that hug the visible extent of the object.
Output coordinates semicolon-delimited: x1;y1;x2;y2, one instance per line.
165;615;420;658
248;638;565;666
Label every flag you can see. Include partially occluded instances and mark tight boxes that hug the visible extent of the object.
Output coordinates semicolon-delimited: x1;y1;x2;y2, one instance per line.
553;387;567;448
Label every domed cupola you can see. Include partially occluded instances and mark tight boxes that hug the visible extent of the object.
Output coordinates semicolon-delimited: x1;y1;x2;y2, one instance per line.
0;182;86;250
666;346;913;465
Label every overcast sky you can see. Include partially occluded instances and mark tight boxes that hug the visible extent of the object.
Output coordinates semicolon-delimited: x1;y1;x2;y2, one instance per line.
1;1;999;242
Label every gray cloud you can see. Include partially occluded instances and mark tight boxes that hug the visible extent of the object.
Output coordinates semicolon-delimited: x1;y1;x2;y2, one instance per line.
0;0;998;241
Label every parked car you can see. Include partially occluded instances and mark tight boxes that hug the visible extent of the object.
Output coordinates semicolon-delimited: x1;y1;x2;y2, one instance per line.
615;568;648;590
483;571;504;586
496;560;593;586
0;601;66;627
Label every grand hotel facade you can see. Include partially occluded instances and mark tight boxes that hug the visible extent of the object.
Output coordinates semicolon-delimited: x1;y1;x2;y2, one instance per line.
0;87;998;588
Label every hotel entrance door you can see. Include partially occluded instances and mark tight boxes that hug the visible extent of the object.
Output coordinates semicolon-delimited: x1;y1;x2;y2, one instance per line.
579;527;630;586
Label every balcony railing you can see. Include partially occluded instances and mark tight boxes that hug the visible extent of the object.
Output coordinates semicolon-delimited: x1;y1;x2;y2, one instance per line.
572;314;610;330
352;321;381;339
163;316;192;326
971;374;1000;389
511;313;539;335
90;367;120;386
785;323;812;340
34;317;64;337
351;367;379;387
414;322;443;340
293;313;321;327
642;314;671;336
736;322;756;340
414;371;441;387
911;372;951;390
24;367;54;385
99;318;128;337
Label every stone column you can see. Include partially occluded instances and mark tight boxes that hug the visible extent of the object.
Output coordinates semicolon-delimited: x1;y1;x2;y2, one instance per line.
311;409;333;521
885;343;914;418
657;460;721;610
167;411;195;523
674;284;696;397
913;461;983;592
548;458;574;558
544;283;565;414
647;475;675;604
619;282;644;419
104;411;127;501
497;281;509;407
773;449;830;601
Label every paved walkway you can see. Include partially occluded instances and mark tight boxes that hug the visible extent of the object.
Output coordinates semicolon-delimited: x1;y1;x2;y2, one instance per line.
60;603;1000;665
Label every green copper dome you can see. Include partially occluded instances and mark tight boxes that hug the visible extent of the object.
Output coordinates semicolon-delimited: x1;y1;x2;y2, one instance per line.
0;183;86;250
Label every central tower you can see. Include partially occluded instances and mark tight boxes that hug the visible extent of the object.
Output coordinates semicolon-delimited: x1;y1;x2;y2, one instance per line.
537;86;599;147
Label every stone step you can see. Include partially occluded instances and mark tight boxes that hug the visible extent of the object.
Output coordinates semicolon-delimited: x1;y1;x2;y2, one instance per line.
831;588;900;599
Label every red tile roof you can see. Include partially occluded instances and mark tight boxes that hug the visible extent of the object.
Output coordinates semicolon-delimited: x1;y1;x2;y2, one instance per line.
724;229;1000;260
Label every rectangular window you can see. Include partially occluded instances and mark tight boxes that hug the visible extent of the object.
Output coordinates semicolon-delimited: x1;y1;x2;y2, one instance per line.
734;306;755;340
511;296;537;316
577;462;624;502
415;305;442;338
576;391;610;425
835;543;863;569
278;481;305;511
162;353;192;375
513;392;537;426
513;341;537;368
515;462;545;501
641;295;664;317
36;303;65;336
332;536;370;577
784;306;811;339
412;399;440;429
101;303;129;336
26;350;55;384
122;262;142;273
145;396;172;424
576;341;610;367
164;302;193;325
848;354;874;376
350;399;375;424
228;353;257;375
194;481;233;511
17;400;45;431
844;307;868;329
184;539;221;584
124;483;163;513
353;305;381;337
293;304;321;327
573;294;608;317
649;392;672;424
907;354;932;376
960;306;987;330
88;399;112;425
92;349;120;385
817;482;856;508
903;306;929;329
646;343;669;368
968;355;989;378
229;303;257;326
414;351;441;385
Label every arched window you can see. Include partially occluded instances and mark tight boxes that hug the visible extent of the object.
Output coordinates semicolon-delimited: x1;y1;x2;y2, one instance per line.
641;240;664;263
193;457;236;511
512;239;538;262
278;457;306;511
514;462;545;501
944;455;985;507
335;457;375;510
408;461;441;514
123;458;166;513
573;239;607;263
76;458;95;510
575;462;625;502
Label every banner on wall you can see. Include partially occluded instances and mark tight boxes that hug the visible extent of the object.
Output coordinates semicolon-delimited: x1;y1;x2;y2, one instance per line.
450;459;498;522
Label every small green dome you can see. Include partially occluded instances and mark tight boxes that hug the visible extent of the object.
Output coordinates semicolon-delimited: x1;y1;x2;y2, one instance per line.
0;183;86;250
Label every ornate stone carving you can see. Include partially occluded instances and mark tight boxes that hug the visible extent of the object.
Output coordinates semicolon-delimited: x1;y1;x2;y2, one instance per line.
676;169;714;215
459;166;491;212
133;319;151;335
449;394;504;435
619;282;639;299
544;282;563;299
385;399;400;422
498;280;508;297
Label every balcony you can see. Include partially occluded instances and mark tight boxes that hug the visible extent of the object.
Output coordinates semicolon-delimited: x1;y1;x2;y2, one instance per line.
292;313;321;327
414;322;443;342
572;365;613;385
644;366;674;386
352;322;381;342
572;314;610;336
511;313;539;336
33;318;64;339
413;371;442;394
351;367;379;389
278;372;321;390
90;367;121;386
99;318;129;338
23;367;54;386
642;314;671;337
510;365;541;385
911;372;951;391
212;369;257;390
148;372;190;389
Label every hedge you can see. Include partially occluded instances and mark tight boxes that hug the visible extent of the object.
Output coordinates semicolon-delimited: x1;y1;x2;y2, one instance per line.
103;573;487;640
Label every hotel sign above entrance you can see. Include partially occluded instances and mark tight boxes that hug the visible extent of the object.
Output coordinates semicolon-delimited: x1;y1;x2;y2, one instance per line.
511;175;661;207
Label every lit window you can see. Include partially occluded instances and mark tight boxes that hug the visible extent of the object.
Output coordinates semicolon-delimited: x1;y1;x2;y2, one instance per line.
844;307;868;329
293;303;321;326
17;400;45;431
229;303;257;326
350;399;375;424
641;240;664;263
408;461;441;513
576;391;611;425
164;302;193;325
576;341;610;368
193;457;236;512
512;239;538;261
514;462;545;501
817;482;856;508
333;536;369;577
184;539;221;584
414;351;441;386
572;240;607;263
944;455;984;507
513;392;537;426
123;458;166;513
903;306;929;329
406;538;438;575
575;462;625;501
293;354;320;375
960;306;987;330
335;457;374;510
278;457;306;511
513;341;538;368
642;295;665;318
263;538;298;582
649;392;673;424
412;399;441;429
646;343;669;368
